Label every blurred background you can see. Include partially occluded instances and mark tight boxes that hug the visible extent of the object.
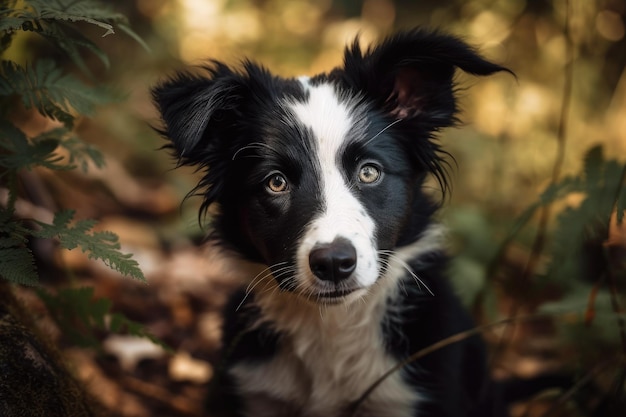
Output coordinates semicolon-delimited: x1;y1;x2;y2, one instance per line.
3;0;626;416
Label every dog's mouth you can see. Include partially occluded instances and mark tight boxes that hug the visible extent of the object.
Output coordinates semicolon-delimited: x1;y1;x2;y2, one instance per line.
313;287;365;304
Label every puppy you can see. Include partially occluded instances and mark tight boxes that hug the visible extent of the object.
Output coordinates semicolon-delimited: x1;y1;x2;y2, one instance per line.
153;28;510;417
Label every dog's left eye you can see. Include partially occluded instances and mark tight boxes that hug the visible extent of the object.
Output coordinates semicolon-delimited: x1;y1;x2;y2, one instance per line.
358;164;381;184
267;173;289;193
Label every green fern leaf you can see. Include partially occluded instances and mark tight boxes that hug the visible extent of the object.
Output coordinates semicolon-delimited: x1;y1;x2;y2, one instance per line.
499;175;581;250
117;23;151;53
34;210;145;281
37;286;170;350
618;184;626;224
0;222;38;284
30;0;127;34
544;147;626;284
0;60;118;127
3;1;148;74
583;145;604;187
37;20;111;74
37;287;110;347
0;16;30;33
34;127;105;172
0;121;69;172
0;245;38;285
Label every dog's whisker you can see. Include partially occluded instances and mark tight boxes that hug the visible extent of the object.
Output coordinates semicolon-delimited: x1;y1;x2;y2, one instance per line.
237;262;292;310
379;250;435;296
231;142;277;161
245;265;285;295
361;119;402;147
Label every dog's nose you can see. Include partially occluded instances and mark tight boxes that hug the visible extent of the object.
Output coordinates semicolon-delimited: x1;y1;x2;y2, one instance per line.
309;238;357;283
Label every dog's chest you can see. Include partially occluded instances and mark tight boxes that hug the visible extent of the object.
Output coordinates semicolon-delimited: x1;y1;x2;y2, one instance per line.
230;294;420;417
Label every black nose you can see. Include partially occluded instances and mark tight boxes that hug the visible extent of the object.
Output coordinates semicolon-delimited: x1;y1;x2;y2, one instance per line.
309;238;357;283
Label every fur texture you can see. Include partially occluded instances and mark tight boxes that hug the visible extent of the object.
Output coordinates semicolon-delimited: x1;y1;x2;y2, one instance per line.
153;28;510;417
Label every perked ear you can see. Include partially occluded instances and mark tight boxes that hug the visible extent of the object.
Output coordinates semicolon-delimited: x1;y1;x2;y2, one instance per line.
340;28;512;126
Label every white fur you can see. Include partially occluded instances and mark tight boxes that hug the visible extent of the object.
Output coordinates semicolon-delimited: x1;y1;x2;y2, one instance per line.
289;80;379;293
231;226;446;417
232;267;414;417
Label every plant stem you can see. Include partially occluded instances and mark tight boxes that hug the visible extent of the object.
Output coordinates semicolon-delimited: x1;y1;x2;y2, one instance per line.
494;0;575;362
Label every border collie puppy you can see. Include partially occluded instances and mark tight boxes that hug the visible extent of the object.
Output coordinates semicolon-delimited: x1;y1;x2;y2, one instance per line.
153;28;510;417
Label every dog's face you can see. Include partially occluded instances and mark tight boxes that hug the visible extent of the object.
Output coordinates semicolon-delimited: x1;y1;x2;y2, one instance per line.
237;80;417;303
153;29;508;304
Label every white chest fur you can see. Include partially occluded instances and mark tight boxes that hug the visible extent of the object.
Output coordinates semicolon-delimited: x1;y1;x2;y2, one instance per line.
229;227;445;416
230;280;421;417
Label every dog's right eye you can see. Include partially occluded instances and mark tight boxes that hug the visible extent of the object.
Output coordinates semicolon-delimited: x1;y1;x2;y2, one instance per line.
267;173;288;193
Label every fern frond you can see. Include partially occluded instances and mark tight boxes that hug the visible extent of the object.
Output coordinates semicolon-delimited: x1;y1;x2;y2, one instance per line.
0;60;119;127
0;121;69;172
2;1;147;74
618;184;626;224
583;145;604;188
37;287;169;350
33;0;126;34
498;175;581;250
35;128;106;172
0;212;38;285
0;244;38;285
37;287;114;347
8;0;127;37
117;23;151;53
0;16;29;33
544;146;626;284
34;210;145;281
38;20;111;74
581;146;625;222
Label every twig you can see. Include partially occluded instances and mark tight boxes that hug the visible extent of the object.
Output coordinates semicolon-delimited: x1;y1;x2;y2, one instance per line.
493;0;576;362
520;0;573;287
348;312;570;416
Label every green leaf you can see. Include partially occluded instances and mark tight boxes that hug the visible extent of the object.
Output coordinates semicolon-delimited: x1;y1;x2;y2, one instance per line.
7;0;128;38
118;23;151;53
0;244;38;285
34;210;145;281
34;127;106;172
0;206;38;285
37;287;107;347
36;21;111;75
2;1;149;76
0;16;32;33
33;0;127;34
0;60;119;127
37;287;170;351
0;121;69;172
543;146;626;284
582;145;604;188
618;185;626;224
496;175;581;254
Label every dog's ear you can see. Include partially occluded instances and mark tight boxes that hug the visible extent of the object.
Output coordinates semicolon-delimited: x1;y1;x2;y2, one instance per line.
340;29;512;126
151;62;244;164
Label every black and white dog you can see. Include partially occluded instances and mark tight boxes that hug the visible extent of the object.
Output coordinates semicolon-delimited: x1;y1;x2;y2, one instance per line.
153;28;510;417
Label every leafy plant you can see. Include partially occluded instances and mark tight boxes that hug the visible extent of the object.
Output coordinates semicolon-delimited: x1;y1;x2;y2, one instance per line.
37;287;168;350
0;0;145;285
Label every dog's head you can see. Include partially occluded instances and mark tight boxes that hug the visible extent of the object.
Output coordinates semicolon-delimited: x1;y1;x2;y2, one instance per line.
153;29;509;304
